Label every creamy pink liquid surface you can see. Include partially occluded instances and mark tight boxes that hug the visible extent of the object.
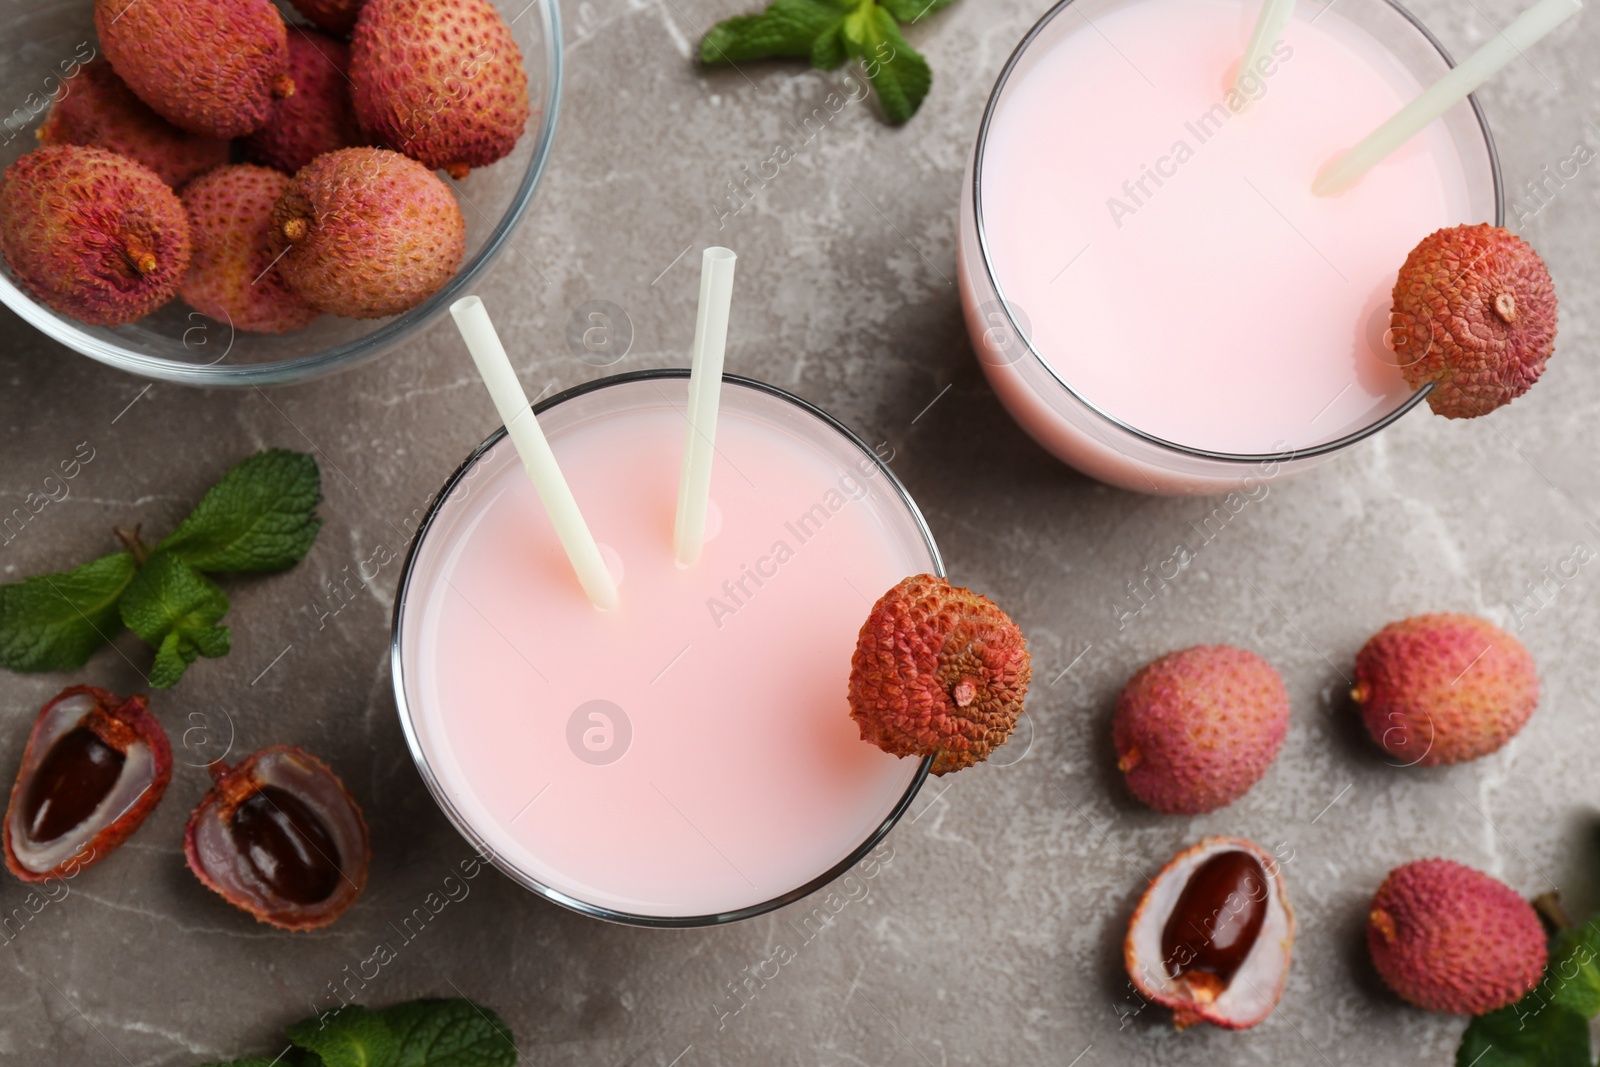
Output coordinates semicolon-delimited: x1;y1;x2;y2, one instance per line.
399;382;929;918
976;0;1477;455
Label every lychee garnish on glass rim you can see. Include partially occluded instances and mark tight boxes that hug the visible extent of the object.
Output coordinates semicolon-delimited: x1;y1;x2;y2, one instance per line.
848;575;1032;775
1389;223;1558;419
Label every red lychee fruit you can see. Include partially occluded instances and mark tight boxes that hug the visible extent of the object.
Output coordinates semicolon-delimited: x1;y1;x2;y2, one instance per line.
350;0;530;179
0;145;190;326
1353;613;1537;767
848;574;1032;775
1390;224;1558;418
36;59;229;188
1113;646;1288;815
180;165;319;334
242;31;366;176
1368;859;1546;1014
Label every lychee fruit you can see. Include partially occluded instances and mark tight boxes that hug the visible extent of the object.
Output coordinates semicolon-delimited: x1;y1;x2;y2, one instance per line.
0;146;190;326
350;0;530;179
848;574;1032;775
1353;613;1537;767
1367;859;1546;1014
242;31;366;176
1113;646;1288;815
35;59;229;188
93;0;293;139
180;165;319;335
271;147;465;319
1390;224;1558;418
289;0;367;35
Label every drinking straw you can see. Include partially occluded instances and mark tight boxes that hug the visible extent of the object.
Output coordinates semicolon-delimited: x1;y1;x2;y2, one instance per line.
1235;0;1295;95
1314;0;1582;196
450;296;619;611
674;247;739;567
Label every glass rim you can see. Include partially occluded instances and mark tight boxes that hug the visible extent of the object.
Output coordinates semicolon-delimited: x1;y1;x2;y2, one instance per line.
388;368;943;927
0;0;565;388
970;0;1506;466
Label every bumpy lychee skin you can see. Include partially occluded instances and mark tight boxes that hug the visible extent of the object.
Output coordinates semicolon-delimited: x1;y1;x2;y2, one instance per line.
93;0;293;138
0;146;190;326
242;32;366;176
271;147;465;319
1114;646;1288;814
350;0;530;178
1353;613;1537;767
1368;859;1546;1014
180;165;319;334
36;59;229;188
1390;224;1558;418
848;575;1032;775
290;0;367;34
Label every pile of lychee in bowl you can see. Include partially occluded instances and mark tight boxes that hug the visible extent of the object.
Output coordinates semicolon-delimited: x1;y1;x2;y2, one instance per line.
0;0;560;385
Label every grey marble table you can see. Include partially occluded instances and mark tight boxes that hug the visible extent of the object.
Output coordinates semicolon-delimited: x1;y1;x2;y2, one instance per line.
0;0;1596;1062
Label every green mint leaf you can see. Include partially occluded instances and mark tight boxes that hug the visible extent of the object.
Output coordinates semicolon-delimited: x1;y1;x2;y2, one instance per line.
878;0;954;23
700;0;849;65
158;449;322;574
381;999;516;1067
1546;921;1600;1017
286;1005;398;1067
811;22;847;68
196;1060;284;1067
843;6;930;124
1456;997;1589;1067
0;552;135;671
119;553;230;689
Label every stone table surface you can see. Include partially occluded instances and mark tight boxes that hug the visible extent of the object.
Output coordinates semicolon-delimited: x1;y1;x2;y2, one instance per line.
1;0;1597;1063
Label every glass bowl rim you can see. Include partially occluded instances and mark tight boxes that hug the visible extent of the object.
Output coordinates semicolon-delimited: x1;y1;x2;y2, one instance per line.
0;0;565;388
388;367;942;927
969;0;1506;465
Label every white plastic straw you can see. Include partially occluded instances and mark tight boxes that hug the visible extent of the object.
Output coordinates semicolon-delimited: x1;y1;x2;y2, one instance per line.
450;296;619;611
673;248;738;567
1236;0;1295;95
1314;0;1582;196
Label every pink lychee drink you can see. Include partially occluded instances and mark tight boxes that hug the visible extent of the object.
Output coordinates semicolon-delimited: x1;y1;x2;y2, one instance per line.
393;373;937;922
959;0;1501;493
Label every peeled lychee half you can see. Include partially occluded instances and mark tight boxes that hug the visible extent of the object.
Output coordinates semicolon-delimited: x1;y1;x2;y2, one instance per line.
1390;224;1558;418
242;31;366;176
848;574;1031;775
1125;837;1294;1030
36;59;229;188
0;145;191;326
350;0;530;178
1113;646;1288;814
1353;613;1537;767
180;165;319;334
271;147;465;319
1368;859;1546;1014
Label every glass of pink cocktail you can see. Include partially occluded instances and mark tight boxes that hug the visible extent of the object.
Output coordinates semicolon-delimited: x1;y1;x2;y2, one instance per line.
958;0;1504;494
391;370;939;926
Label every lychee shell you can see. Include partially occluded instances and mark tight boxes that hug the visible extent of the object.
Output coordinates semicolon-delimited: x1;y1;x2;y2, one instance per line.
1367;859;1546;1014
241;31;365;176
1113;646;1288;814
0;145;191;326
180;165;319;334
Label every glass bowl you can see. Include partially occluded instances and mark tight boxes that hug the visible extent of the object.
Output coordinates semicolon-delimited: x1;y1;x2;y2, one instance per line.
0;0;562;386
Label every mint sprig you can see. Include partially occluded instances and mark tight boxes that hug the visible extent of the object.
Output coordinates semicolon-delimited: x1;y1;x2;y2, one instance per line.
0;449;320;688
699;0;953;124
199;999;516;1067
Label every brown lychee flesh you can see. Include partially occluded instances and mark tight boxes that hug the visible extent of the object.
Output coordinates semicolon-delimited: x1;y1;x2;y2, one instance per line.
271;147;465;319
350;0;530;178
93;0;292;138
36;59;229;188
184;745;369;930
1353;613;1537;766
242;31;366;176
0;145;191;326
1125;836;1294;1030
180;165;319;334
4;686;172;882
1367;859;1545;1014
1390;224;1558;418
